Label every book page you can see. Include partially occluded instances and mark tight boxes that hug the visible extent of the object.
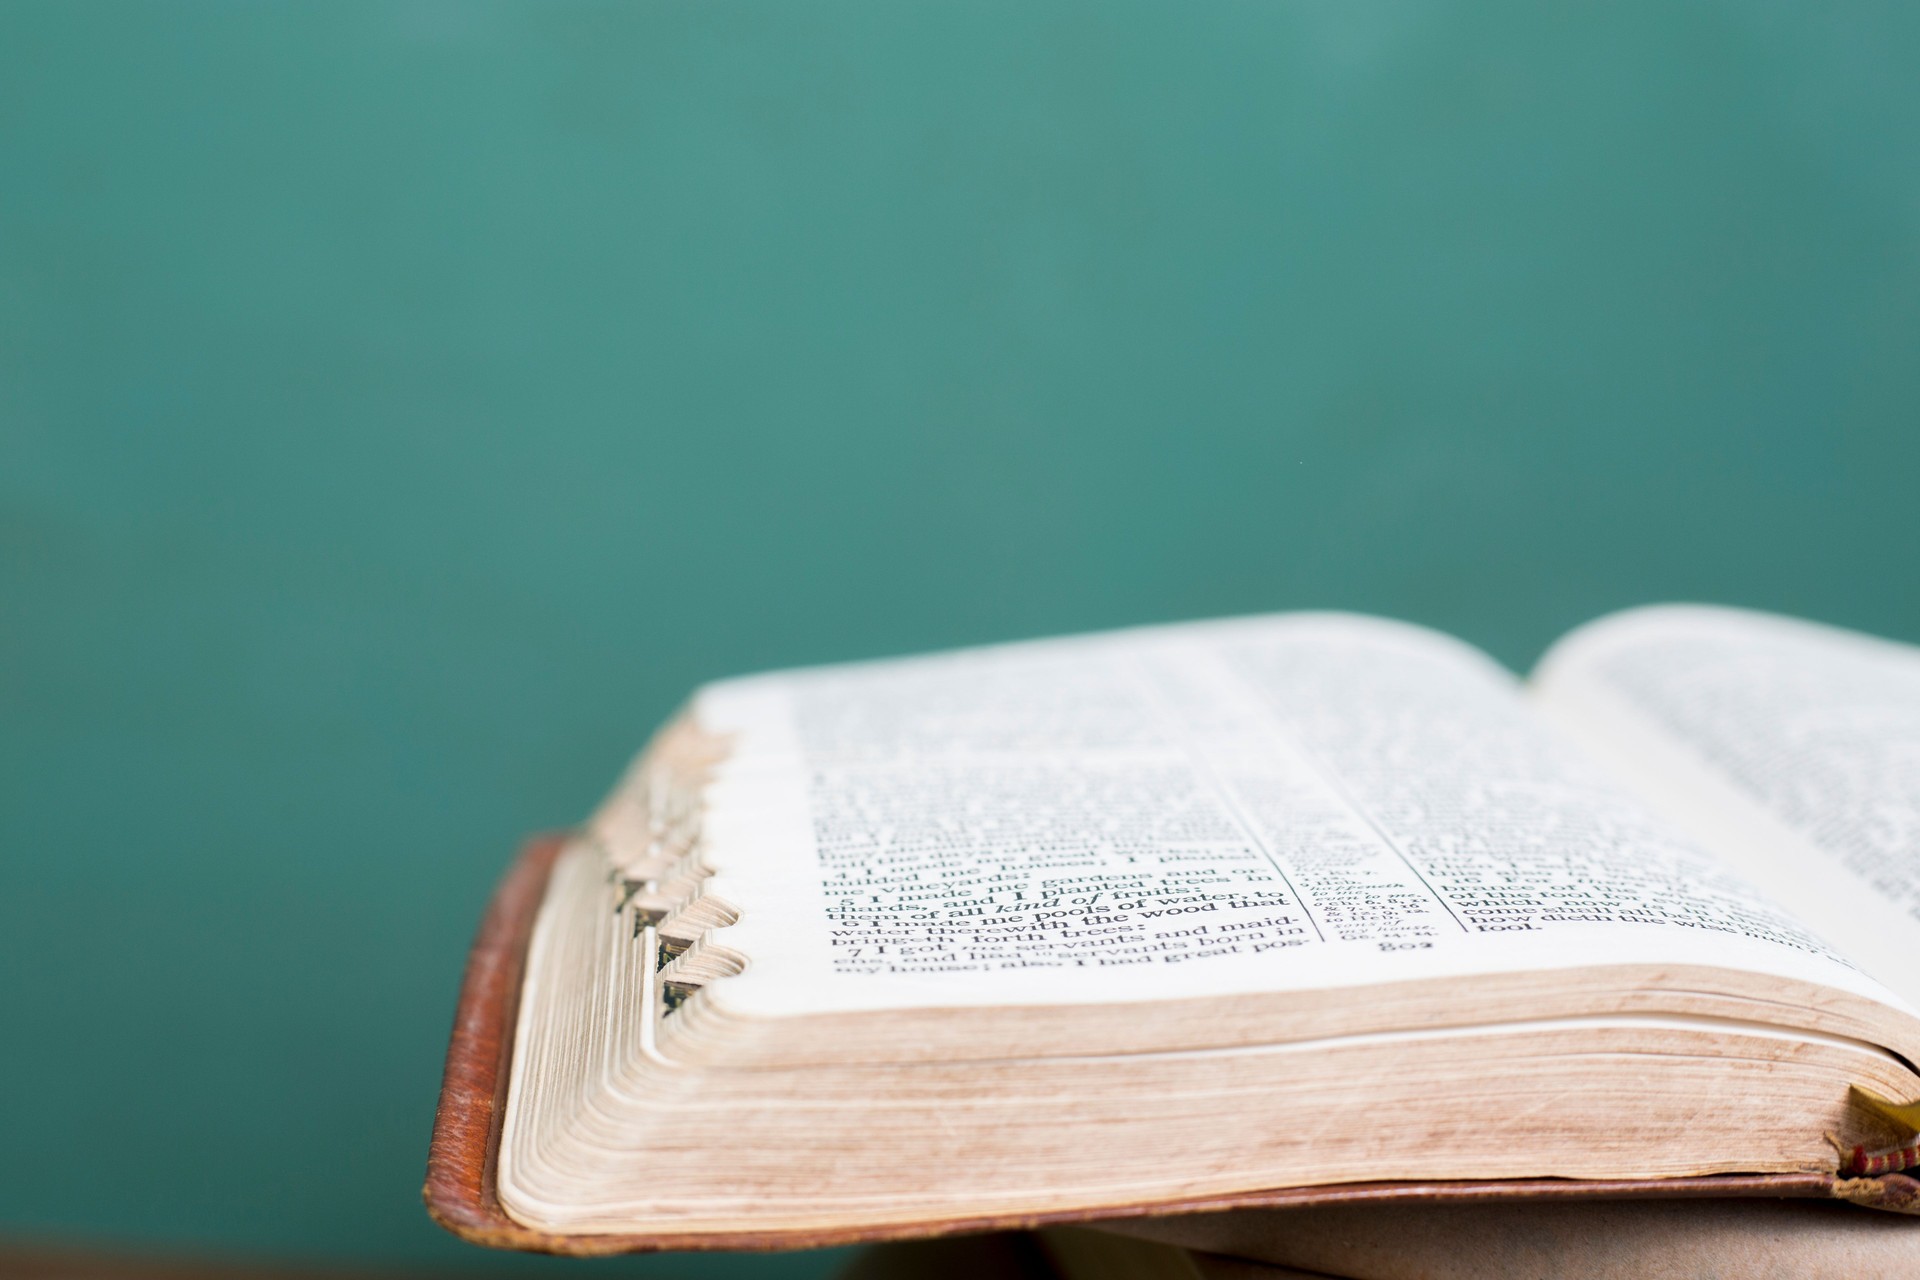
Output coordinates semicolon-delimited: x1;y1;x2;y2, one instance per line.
1533;605;1920;1010
682;614;1892;1018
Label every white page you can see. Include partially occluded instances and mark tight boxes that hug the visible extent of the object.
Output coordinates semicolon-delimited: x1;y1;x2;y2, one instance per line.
1533;604;1920;1010
681;613;1893;1018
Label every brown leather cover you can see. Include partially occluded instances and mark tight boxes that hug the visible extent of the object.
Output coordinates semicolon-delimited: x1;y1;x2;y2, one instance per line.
424;836;1914;1255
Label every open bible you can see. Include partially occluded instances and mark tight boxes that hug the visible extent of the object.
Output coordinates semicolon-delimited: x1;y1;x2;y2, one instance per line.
426;605;1920;1251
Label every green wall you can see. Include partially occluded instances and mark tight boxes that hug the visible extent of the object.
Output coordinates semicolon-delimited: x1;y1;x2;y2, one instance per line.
3;2;1917;1273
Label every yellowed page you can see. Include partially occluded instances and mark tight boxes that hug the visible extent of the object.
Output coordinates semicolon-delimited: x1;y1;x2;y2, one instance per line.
1534;605;1920;1010
653;612;1895;1020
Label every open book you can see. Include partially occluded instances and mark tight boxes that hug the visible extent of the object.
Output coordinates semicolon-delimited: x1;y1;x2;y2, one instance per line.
427;605;1920;1250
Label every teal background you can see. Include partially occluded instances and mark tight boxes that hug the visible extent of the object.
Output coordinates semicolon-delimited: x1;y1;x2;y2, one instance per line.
3;1;1918;1274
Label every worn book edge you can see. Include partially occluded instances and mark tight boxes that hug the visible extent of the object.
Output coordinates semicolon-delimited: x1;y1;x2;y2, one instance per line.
423;836;1920;1255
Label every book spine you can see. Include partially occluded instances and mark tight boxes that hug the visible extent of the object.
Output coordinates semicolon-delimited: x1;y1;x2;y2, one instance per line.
1847;1137;1920;1177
